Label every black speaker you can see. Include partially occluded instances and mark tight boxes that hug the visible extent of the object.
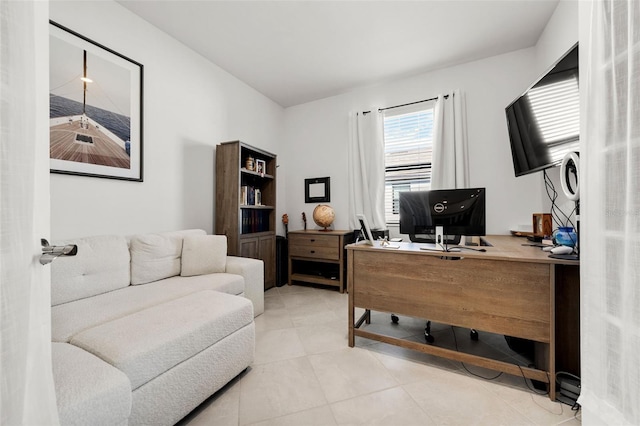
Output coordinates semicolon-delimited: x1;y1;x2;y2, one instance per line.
276;236;288;287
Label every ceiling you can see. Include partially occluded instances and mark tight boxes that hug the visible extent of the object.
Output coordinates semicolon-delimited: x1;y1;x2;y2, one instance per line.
117;0;560;107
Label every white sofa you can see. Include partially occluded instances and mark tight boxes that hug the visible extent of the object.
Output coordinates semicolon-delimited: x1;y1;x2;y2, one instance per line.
50;229;263;426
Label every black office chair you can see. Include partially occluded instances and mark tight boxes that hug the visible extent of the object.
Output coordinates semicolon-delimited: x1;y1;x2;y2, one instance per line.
390;314;478;344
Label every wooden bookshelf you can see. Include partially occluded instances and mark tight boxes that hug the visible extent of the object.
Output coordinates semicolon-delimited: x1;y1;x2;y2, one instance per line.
215;141;276;289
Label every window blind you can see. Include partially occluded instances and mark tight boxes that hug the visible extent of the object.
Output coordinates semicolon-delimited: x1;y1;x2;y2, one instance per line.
383;103;435;224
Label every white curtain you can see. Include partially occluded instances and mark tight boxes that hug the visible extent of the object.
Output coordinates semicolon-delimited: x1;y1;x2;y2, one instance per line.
348;111;386;230
579;1;640;425
1;1;59;425
431;90;469;189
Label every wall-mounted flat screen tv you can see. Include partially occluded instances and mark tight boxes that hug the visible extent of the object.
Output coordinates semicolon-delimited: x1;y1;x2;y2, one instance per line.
506;43;579;177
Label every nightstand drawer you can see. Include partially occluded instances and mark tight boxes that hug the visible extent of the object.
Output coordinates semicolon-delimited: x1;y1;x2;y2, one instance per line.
288;233;337;249
289;244;339;260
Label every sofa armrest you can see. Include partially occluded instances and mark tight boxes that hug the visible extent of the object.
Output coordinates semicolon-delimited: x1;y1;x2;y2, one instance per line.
225;256;264;316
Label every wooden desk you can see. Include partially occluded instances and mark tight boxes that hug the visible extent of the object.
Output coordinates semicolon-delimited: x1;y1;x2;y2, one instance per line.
347;236;580;400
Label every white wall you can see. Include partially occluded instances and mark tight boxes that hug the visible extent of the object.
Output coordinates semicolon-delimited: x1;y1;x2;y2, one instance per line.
49;0;284;240
48;0;577;240
282;0;578;237
533;0;580;224
283;49;541;235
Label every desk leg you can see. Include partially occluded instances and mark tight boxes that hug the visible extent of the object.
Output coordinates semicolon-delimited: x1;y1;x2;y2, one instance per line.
348;252;354;347
351;310;371;347
348;306;355;347
549;265;557;400
355;310;371;328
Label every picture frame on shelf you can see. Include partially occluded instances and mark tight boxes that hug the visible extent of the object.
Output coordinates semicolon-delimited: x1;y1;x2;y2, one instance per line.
49;21;144;181
255;159;266;175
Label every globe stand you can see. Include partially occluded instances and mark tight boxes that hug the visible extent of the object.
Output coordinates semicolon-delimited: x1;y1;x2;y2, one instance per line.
312;204;335;231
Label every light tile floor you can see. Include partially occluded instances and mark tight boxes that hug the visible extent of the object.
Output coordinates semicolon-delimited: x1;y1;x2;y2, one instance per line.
178;284;582;426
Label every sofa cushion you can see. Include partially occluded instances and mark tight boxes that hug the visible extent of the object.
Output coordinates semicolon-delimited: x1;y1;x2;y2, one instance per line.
51;235;130;306
181;234;227;276
52;342;131;426
70;291;254;390
130;229;206;285
51;271;245;343
129;322;254;426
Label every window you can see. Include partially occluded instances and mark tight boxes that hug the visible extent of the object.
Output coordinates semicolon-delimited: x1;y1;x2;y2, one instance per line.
383;102;435;224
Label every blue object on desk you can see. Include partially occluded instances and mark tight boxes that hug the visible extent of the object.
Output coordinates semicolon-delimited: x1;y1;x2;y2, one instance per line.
555;227;577;247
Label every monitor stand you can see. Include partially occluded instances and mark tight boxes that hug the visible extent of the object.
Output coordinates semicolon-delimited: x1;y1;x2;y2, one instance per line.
435;225;446;251
416;226;453;252
409;230;461;246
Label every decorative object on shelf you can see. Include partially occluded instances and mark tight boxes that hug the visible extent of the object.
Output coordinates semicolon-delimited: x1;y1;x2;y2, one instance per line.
49;21;143;181
302;212;307;230
532;213;552;236
305;176;330;203
245;156;254;171
282;214;289;236
312;204;335;230
256;159;266;175
554;226;577;247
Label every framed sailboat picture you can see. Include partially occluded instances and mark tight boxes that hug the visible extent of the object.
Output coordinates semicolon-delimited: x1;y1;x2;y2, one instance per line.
49;21;143;181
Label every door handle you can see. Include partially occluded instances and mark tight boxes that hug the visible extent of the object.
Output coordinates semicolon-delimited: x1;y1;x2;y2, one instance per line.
40;239;78;265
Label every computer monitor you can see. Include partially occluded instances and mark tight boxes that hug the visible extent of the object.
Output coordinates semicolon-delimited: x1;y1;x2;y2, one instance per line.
399;188;486;244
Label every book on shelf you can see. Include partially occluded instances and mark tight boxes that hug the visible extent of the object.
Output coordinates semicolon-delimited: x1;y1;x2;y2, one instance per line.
240;186;248;205
241;209;270;234
240;186;265;207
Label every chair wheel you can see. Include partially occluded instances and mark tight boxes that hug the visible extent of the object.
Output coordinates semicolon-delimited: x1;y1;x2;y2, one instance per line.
470;329;479;341
391;314;399;324
425;332;435;344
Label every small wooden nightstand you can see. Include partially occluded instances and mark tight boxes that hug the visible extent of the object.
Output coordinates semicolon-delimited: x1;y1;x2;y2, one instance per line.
287;229;354;293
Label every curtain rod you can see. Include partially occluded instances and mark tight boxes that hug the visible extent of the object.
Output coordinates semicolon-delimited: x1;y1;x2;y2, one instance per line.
362;94;449;115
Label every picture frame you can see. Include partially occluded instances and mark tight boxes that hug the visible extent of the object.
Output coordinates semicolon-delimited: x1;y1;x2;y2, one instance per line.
305;176;330;203
255;159;266;175
356;214;375;245
49;21;144;181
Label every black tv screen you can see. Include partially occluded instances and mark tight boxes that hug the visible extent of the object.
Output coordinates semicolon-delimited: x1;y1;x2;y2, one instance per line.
399;188;486;240
506;43;579;177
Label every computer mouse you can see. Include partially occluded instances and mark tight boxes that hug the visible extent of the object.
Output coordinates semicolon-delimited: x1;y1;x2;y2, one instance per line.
550;245;573;255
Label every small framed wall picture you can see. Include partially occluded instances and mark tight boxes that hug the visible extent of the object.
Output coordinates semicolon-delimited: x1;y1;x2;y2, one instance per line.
255;159;266;175
305;177;330;203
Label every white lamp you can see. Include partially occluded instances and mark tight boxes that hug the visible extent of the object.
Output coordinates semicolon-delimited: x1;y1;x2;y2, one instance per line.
558;151;580;259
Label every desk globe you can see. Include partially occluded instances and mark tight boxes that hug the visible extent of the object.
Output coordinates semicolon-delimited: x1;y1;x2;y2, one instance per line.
312;204;335;230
